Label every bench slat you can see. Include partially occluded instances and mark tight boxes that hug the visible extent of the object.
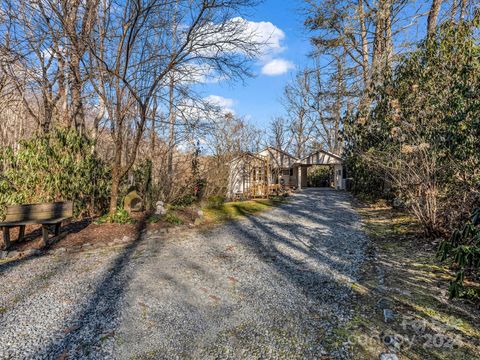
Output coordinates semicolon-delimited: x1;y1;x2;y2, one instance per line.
0;217;71;227
5;202;73;214
5;212;71;222
3;202;73;223
1;201;73;250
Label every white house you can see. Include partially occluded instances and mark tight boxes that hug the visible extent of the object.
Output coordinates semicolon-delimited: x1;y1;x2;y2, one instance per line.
227;147;346;199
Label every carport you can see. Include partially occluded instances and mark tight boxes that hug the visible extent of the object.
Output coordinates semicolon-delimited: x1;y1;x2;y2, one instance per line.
294;150;345;190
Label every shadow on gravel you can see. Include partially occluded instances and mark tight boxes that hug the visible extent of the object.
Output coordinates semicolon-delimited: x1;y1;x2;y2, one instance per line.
15;189;363;358
0;255;33;277
229;190;363;306
1;219;92;251
36;218;149;358
0;219;93;276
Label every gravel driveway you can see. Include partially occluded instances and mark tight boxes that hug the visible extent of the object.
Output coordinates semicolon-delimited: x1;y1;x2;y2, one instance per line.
0;189;369;359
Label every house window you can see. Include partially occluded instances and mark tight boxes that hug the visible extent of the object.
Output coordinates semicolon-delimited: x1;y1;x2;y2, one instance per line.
289;168;294;176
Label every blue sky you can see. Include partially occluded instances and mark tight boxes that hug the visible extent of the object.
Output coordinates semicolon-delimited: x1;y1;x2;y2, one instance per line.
198;0;440;131
203;0;311;130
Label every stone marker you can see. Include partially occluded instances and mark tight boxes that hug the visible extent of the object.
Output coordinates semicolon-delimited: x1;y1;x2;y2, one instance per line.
124;190;143;213
155;201;167;216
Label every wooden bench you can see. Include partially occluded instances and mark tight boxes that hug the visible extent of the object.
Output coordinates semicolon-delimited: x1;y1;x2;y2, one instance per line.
0;201;73;250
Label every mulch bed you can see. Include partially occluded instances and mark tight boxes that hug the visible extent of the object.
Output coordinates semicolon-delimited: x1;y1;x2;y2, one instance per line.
2;207;200;253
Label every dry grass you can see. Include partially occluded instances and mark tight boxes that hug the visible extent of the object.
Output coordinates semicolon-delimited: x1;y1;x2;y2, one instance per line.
341;199;480;359
203;198;284;224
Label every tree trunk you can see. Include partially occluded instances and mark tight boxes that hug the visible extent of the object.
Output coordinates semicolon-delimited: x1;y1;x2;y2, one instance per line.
427;0;443;39
459;0;467;21
333;52;345;154
109;125;127;215
57;53;68;126
166;74;175;196
71;57;85;134
371;0;385;90
109;166;121;215
91;95;105;155
451;0;458;21
109;111;124;215
370;0;393;89
384;0;393;69
150;95;157;156
358;0;369;89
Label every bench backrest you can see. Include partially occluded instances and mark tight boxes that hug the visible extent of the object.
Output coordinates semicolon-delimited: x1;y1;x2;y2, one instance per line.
4;201;73;223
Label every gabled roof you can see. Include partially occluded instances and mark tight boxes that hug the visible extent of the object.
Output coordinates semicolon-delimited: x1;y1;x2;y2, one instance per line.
297;150;343;165
226;152;266;164
259;146;299;160
300;149;342;162
228;148;342;167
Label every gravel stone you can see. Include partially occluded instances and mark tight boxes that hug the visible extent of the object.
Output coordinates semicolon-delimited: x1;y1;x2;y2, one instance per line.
0;189;368;359
376;297;392;310
380;353;399;360
54;247;67;254
383;309;395;323
6;251;20;259
23;249;42;258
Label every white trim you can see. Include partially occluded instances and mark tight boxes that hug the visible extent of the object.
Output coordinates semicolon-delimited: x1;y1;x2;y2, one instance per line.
299;149;343;162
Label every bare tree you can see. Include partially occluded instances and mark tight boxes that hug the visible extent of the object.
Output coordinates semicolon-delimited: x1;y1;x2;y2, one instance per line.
88;0;263;214
0;0;99;133
283;70;315;158
268;116;289;151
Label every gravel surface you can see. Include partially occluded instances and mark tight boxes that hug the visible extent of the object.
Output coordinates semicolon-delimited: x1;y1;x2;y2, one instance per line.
0;189;369;359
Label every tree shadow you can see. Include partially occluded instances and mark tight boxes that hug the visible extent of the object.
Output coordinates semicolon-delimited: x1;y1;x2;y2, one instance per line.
0;219;93;276
1;189;370;358
33;218;149;358
216;190;369;329
2;218;92;251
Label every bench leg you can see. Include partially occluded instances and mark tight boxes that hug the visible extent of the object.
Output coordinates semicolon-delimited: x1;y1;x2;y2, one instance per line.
41;225;49;247
54;222;61;236
2;227;10;250
18;225;26;242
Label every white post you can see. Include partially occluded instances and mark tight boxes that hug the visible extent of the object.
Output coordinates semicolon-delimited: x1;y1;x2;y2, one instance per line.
298;166;302;190
334;164;342;189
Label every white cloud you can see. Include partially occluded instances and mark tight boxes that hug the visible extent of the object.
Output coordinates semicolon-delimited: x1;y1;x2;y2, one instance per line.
204;95;236;114
175;95;236;125
230;18;294;77
261;59;295;76
190;17;287;66
175;63;226;84
177;17;288;84
232;17;286;56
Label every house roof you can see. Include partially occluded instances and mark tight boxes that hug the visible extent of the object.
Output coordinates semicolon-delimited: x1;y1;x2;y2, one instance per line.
226;152;267;164
259;146;299;160
299;149;343;162
228;148;343;167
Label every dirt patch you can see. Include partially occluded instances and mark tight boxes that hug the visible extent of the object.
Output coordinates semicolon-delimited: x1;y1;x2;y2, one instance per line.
51;222;138;249
2;209;190;253
1;200;285;261
344;200;480;359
